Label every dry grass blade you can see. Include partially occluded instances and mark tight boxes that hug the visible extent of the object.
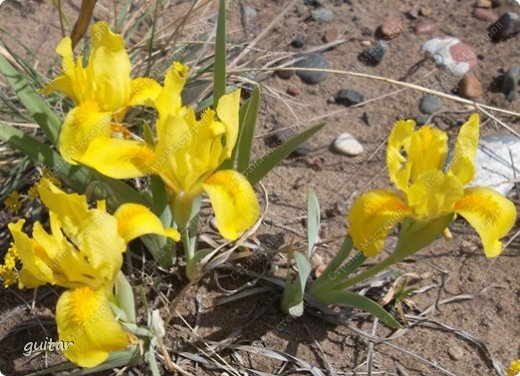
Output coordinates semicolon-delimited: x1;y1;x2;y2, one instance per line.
70;0;98;48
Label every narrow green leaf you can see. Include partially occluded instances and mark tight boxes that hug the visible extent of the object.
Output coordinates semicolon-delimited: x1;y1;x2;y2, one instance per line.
246;123;325;185
306;189;320;258
236;85;260;171
113;271;136;324
213;0;227;107
26;348;140;376
308;236;353;295
0;122;147;209
0;54;61;145
115;0;133;31
281;251;312;318
142;120;155;147
318;290;401;329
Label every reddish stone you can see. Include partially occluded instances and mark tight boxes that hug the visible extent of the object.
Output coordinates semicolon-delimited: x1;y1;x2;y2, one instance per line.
380;17;403;39
287;86;300;96
458;73;483;99
414;20;436;35
323;26;339;43
449;42;478;70
473;7;498;22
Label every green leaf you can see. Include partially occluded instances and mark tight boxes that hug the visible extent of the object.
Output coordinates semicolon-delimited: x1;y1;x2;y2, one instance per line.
308;236;353;295
236;85;260;171
0;54;61;145
246;123;325;185
26;348;141;375
142;120;155;147
113;271;136;324
0;122;147;209
281;251;312;318
306;189;320;258
213;0;227;107
317;290;401;329
186;248;213;280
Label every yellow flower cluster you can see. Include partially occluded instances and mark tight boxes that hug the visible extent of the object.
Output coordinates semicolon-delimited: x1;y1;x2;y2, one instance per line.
42;21;260;241
4;191;21;214
0;245;19;287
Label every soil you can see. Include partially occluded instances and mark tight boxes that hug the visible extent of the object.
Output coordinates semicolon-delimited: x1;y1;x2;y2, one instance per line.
0;0;519;375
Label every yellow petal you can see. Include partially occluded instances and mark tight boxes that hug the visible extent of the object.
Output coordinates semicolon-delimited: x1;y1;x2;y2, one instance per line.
216;89;241;158
8;220;52;288
387;119;416;191
56;287;130;368
128;78;162;107
37;179;90;237
80;137;155;179
406;171;464;218
407;125;448;183
58;101;112;164
114;203;180;242
88;22;132;111
454;187;517;257
155;62;188;121
447;113;479;185
202;170;260;240
347;190;411;257
40;37;78;101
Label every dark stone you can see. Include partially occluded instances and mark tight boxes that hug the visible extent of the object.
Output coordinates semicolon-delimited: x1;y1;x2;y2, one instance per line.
489;12;520;41
359;42;386;66
335;89;365;106
291;36;305;48
294;53;330;84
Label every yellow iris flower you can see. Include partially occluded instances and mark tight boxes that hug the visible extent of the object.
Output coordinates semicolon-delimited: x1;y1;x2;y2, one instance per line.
506;360;520;376
348;114;517;258
7;179;179;367
78;63;260;240
41;21;162;165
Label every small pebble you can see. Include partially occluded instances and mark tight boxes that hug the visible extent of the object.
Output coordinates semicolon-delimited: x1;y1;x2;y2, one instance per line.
360;42;386;66
276;69;294;79
473;7;498;22
335;89;364;106
491;0;507;6
414;20;436;35
360;40;373;47
380;17;403;39
243;6;258;21
291;36;305;48
416;114;429;125
419;7;432;16
458;73;483;99
295;3;305;16
314;264;326;278
419;95;443;114
489;12;520;42
447;346;464;361
323;26;339;43
333;132;364;156
273;123;312;155
294;53;329;85
287;85;300;96
406;9;420;19
361;112;371;126
475;0;492;8
502;65;520;101
311;7;335;23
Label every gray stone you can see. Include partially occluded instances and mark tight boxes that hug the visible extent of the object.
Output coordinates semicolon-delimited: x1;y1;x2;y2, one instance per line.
419;95;443;114
362;112;371;126
294;53;329;85
295;3;305;16
333;132;364;156
311;7;334;23
291;36;305;48
273;123;312;156
243;6;258;21
335;89;364;106
468;134;520;196
360;42;386;66
415;114;429;125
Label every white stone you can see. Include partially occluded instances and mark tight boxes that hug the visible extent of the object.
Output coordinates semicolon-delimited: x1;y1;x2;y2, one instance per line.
468;135;520;196
333;132;364;156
